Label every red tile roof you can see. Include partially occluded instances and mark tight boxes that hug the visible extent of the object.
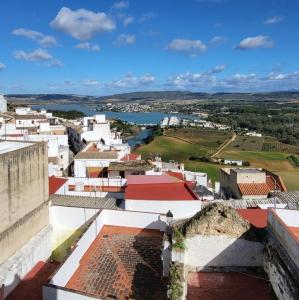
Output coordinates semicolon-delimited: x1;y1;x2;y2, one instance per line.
266;175;282;191
166;171;184;181
237;209;268;228
66;225;166;299
187;272;272;300
121;153;140;161
125;182;198;201
238;183;270;196
49;176;67;195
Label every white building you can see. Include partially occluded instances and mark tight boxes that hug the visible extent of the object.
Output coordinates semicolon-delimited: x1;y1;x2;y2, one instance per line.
0;95;7;113
74;142;130;178
124;175;202;219
81;114;122;145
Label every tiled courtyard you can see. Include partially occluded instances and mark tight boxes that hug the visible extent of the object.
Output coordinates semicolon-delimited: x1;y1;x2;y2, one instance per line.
66;225;167;300
187;272;272;300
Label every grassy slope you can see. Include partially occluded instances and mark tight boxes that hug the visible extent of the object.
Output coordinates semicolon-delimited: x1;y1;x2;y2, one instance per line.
135;129;299;190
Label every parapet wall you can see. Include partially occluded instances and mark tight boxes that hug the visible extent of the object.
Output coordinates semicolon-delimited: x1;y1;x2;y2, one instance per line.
0;202;49;264
0;141;49;265
0;141;48;232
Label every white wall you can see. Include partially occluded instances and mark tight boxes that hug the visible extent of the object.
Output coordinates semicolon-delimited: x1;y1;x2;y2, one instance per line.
0;225;52;298
182;235;263;267
43;285;97;300
126;199;202;220
268;209;299;269
74;159;111;177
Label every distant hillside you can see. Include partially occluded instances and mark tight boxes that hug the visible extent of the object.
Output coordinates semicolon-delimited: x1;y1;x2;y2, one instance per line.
5;91;299;103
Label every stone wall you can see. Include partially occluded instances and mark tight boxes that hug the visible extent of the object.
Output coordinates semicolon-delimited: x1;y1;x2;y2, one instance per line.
264;243;299;300
0;141;49;264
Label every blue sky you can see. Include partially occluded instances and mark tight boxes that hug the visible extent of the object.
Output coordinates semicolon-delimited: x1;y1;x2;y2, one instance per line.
0;0;299;95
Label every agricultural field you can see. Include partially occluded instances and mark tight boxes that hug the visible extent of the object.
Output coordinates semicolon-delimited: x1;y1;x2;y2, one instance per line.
135;128;299;190
228;135;299;154
135;129;232;183
165;128;232;151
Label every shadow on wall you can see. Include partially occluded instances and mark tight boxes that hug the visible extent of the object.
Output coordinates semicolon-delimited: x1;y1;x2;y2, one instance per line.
4;261;59;300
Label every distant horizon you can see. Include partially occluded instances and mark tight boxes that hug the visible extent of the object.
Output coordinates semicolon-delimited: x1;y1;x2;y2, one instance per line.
4;89;299;98
1;0;299;94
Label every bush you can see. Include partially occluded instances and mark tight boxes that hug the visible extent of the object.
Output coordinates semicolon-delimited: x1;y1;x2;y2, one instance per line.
167;263;184;300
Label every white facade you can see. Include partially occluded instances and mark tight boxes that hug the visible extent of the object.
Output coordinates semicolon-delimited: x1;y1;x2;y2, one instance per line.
184;171;208;187
0;95;7;113
0;225;52;298
181;235;264;267
81;114;122;145
125;199;202;220
15;107;32;115
15;117;46;128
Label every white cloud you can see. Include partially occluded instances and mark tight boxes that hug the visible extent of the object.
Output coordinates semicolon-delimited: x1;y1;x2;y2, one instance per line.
75;42;100;51
0;63;6;71
14;48;53;61
114;34;136;45
14;48;62;67
12;28;57;47
123;16;134;26
82;80;101;87
209;64;226;73
112;1;129;10
106;73;155;88
50;7;116;41
264;16;283;25
236;35;274;50
166;68;299;92
166;72;216;89
166;39;207;56
210;36;227;46
267;71;299;81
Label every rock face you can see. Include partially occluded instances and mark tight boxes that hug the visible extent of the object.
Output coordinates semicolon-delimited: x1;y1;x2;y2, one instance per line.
175;203;263;241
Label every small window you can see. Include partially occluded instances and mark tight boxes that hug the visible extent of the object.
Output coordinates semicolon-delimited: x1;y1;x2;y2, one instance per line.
31;120;34;124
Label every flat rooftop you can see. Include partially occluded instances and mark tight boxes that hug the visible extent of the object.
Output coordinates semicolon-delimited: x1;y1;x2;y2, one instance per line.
187;272;272;300
66;225;167;299
234;168;264;174
0;140;33;155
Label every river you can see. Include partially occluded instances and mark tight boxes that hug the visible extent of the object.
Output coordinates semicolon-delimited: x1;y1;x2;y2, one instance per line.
127;128;153;148
31;103;196;125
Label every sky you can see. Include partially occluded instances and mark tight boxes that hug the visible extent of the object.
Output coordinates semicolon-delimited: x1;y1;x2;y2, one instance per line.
0;0;299;95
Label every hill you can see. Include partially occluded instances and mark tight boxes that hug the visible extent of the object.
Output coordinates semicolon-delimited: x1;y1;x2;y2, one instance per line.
5;91;299;104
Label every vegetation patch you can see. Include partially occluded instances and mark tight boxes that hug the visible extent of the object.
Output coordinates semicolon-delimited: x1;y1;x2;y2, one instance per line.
167;263;184;300
50;110;86;119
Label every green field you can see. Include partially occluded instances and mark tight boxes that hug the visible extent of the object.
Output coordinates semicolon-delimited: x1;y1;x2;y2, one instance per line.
228;135;299;153
135;128;299;191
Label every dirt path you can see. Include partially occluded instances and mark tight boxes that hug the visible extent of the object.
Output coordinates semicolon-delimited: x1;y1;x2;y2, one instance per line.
212;132;237;158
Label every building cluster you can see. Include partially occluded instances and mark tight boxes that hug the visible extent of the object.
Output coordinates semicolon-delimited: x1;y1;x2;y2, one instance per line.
0;94;298;300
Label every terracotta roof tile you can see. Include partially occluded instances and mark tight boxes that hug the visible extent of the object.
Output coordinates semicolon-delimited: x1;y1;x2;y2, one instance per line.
120;153;140;161
237;209;268;228
238;183;270;196
48;176;67;195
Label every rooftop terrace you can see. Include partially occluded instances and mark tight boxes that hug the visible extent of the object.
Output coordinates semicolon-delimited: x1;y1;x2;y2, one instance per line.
0;140;33;155
66;225;167;299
